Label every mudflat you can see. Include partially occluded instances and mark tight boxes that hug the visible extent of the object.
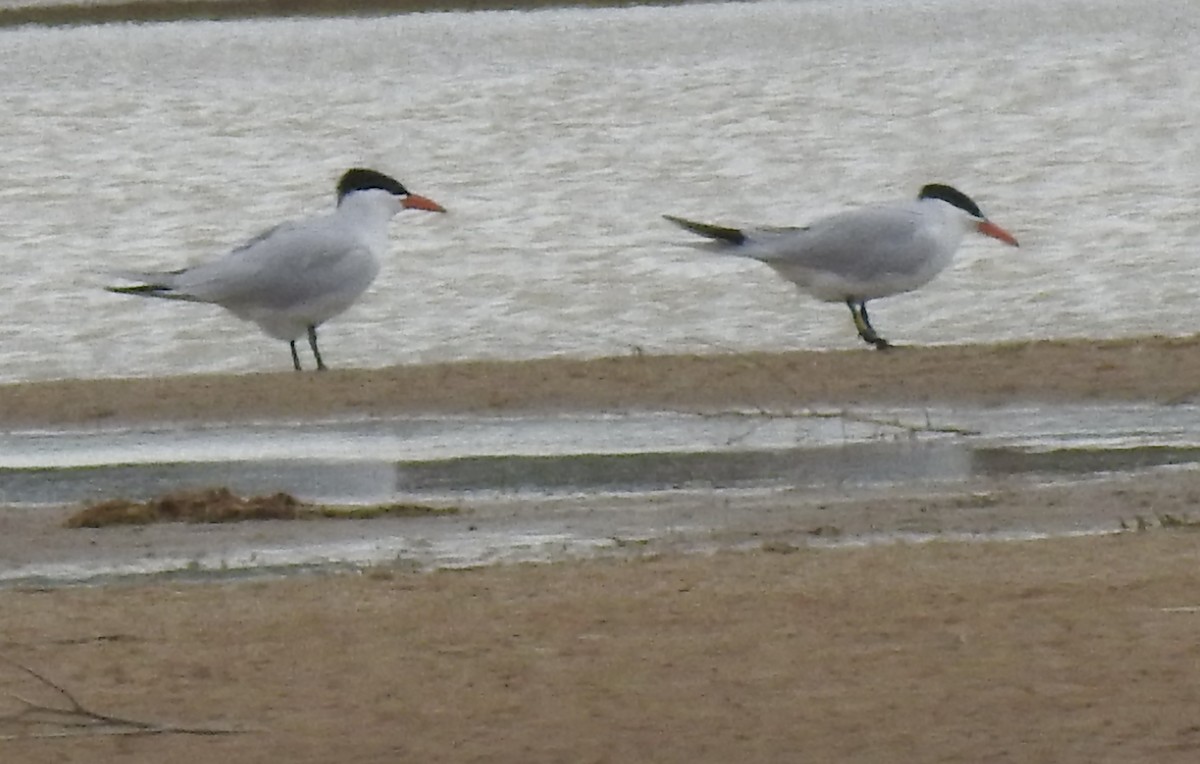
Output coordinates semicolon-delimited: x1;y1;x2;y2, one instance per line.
3;338;1200;762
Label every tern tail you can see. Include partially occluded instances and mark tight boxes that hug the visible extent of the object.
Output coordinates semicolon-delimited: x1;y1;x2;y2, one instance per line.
663;215;747;245
105;269;204;302
106;283;176;298
106;284;208;302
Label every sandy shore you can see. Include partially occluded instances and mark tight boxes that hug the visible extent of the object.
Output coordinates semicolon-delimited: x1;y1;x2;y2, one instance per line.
3;338;1200;761
3;533;1200;761
4;335;1200;427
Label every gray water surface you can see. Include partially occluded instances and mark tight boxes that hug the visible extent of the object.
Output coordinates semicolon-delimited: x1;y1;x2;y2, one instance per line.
1;0;1198;381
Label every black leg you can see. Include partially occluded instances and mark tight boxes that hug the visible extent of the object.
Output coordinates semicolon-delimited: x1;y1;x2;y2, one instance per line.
307;325;327;371
846;300;892;350
289;340;302;371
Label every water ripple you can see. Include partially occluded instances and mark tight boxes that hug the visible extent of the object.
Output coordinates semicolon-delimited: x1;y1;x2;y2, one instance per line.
0;0;1197;381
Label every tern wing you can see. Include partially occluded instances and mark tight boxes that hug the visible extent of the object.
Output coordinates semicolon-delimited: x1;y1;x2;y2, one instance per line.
747;205;930;282
666;204;929;283
107;215;373;311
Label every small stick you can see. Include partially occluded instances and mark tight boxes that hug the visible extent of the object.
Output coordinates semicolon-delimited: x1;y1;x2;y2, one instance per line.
0;654;245;739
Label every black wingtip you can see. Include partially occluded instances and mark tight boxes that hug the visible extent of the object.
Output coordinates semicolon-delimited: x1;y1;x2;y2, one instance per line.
663;214;747;245
106;284;172;297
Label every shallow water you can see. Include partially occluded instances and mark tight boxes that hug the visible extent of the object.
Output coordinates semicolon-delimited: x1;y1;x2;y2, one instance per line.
3;402;1200;585
1;0;1198;381
3;403;1199;505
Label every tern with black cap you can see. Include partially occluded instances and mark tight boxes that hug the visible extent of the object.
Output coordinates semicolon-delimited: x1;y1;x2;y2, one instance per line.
108;168;446;371
664;184;1018;349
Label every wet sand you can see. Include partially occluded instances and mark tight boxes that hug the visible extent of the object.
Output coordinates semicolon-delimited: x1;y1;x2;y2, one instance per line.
4;335;1200;427
3;338;1200;761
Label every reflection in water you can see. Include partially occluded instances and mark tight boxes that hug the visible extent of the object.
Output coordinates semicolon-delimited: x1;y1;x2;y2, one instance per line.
4;403;1200;585
6;442;1200;507
3;404;1200;505
970;445;1200;477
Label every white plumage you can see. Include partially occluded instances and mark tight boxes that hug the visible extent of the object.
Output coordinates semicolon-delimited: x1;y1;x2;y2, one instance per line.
108;168;445;371
665;183;1018;348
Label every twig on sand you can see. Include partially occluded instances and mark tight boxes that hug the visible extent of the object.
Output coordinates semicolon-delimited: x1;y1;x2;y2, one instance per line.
661;337;980;444
0;654;245;740
714;406;980;446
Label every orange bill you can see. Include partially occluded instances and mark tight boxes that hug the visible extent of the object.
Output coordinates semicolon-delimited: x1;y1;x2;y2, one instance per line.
403;194;446;213
978;220;1019;247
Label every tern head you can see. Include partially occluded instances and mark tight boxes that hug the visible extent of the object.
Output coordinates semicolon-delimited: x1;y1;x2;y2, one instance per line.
919;183;1018;247
337;168;446;213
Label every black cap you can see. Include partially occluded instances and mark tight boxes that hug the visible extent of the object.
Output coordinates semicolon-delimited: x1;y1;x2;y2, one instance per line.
918;183;984;219
337;168;409;204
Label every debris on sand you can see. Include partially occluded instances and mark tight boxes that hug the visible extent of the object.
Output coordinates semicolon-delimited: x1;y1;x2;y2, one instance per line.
63;487;458;528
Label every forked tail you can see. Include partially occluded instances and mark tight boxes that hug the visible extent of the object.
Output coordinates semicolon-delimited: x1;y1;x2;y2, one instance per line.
662;215;747;245
106;283;176;298
105;269;199;301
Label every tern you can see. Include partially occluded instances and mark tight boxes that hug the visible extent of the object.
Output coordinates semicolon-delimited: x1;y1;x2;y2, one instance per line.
664;183;1019;349
107;168;445;371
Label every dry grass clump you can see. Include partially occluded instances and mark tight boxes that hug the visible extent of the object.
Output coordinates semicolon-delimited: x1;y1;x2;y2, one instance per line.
64;487;456;528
